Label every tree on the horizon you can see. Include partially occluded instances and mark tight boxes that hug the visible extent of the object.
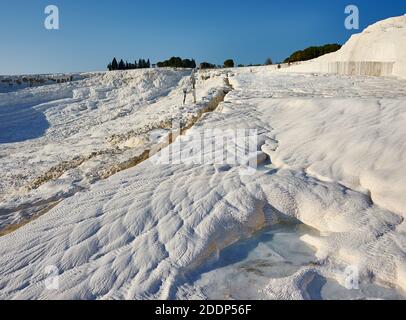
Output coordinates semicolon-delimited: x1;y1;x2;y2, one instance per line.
111;58;118;71
156;57;197;69
265;58;273;65
118;59;125;70
107;57;151;71
200;62;216;70
224;59;235;68
284;44;341;63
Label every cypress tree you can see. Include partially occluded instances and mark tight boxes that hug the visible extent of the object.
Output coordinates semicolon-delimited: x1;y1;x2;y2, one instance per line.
112;58;118;71
119;59;125;70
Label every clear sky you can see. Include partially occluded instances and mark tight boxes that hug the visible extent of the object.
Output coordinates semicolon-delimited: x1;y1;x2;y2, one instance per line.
1;0;405;75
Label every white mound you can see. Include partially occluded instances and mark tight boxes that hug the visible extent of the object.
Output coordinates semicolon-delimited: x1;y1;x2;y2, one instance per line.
285;14;406;79
1;69;406;300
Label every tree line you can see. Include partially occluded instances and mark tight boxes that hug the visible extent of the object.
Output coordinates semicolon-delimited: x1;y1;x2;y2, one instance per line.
284;44;342;63
157;57;197;68
155;57;237;69
107;56;279;71
108;57;151;71
106;44;342;72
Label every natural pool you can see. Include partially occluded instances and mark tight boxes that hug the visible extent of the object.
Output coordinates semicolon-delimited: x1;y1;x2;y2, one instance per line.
177;220;405;300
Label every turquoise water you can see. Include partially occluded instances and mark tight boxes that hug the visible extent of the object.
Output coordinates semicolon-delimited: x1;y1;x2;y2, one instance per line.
179;220;405;300
180;220;318;299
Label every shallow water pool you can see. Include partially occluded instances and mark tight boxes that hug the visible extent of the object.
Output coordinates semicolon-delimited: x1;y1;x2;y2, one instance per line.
177;220;405;300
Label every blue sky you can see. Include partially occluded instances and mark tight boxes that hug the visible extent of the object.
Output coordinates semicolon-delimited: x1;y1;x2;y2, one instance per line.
1;0;405;75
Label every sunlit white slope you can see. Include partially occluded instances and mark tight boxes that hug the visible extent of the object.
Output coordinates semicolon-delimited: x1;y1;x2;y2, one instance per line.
0;69;226;230
1;70;406;300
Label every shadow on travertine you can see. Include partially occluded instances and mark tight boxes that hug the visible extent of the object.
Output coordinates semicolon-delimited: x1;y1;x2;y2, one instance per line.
0;104;49;143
